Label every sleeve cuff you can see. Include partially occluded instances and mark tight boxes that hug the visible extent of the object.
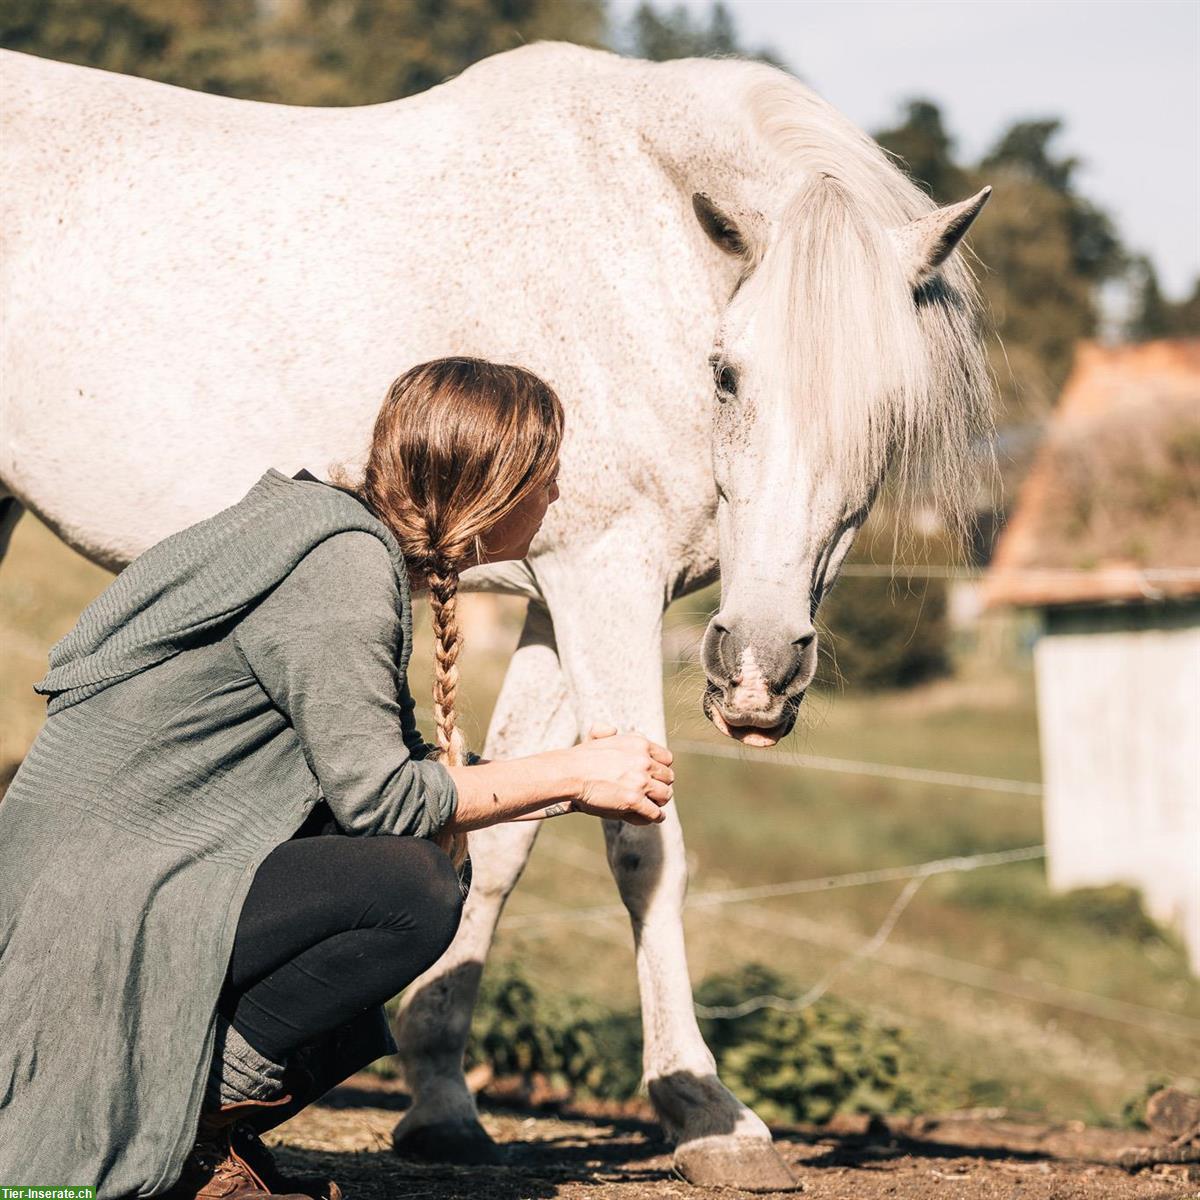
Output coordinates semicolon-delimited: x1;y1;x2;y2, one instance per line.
410;757;459;835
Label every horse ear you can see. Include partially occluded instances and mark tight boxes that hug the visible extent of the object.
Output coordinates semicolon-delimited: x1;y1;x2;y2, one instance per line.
891;186;992;287
693;192;748;257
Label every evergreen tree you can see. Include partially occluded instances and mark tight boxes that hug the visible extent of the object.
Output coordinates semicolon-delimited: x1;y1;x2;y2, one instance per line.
0;0;606;104
1129;257;1172;340
982;119;1123;282
0;0;178;77
1165;277;1200;336
1128;261;1200;340
874;99;967;201
875;106;1123;425
627;1;781;65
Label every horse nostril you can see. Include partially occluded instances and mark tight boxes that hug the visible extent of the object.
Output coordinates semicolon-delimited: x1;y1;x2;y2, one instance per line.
707;620;735;679
793;631;816;650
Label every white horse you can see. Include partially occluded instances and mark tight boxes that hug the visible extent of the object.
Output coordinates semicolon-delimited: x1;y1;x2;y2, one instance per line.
0;42;991;1189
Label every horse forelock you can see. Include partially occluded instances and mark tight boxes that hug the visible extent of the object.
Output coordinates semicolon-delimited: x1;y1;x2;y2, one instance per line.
740;76;994;540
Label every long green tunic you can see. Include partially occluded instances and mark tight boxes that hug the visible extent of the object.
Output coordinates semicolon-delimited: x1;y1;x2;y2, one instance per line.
0;469;459;1197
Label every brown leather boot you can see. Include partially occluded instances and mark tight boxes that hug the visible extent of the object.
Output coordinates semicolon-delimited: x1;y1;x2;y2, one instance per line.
229;1122;343;1200
160;1094;339;1199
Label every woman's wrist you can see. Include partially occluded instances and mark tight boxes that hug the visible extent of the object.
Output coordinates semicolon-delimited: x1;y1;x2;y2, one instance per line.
542;746;584;803
440;749;581;832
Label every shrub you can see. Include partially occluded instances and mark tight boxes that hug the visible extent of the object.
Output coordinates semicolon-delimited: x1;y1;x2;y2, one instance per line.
950;873;1174;946
1117;1077;1173;1129
819;574;950;691
695;964;952;1124
464;962;642;1100
456;961;952;1124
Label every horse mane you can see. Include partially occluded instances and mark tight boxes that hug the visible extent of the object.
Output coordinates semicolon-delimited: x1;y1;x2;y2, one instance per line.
745;75;994;540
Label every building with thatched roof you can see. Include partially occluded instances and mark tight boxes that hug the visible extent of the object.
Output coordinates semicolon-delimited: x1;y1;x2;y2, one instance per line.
985;339;1200;970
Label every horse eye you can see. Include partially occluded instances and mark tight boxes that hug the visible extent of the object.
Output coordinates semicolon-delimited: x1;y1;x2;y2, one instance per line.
714;363;738;401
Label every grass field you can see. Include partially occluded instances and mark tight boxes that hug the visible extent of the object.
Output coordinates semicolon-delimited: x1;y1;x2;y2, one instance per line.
2;511;1197;1124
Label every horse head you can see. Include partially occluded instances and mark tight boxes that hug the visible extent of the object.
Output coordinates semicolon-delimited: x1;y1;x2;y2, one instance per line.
693;176;991;747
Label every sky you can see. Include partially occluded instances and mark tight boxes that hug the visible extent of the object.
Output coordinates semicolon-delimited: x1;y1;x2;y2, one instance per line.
613;0;1200;299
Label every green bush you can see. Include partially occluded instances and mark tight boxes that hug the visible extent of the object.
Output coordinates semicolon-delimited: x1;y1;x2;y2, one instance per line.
950;873;1174;946
1117;1077;1172;1129
457;961;952;1124
1054;885;1171;943
464;963;643;1100
819;574;950;692
696;964;952;1124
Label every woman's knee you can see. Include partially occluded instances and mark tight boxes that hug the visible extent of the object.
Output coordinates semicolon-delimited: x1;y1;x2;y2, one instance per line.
371;835;464;958
422;839;465;956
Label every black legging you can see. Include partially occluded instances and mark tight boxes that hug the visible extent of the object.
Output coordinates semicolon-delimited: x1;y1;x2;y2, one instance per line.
217;807;464;1063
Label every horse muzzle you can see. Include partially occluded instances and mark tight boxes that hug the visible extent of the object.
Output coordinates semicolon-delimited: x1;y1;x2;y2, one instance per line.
701;683;803;747
699;615;817;745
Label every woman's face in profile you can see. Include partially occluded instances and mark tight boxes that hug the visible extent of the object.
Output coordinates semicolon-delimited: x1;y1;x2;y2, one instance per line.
479;460;560;563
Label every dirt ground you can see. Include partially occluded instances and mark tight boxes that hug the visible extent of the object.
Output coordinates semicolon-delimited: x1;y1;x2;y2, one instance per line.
264;1074;1199;1200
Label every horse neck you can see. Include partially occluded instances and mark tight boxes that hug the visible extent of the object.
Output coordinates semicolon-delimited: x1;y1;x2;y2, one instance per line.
455;46;794;231
625;56;792;224
619;53;931;234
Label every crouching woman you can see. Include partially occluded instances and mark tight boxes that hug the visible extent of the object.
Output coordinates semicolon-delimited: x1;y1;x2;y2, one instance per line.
0;358;674;1198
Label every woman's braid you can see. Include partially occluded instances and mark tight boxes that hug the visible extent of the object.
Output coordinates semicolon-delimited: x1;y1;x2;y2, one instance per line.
425;552;470;871
427;561;465;767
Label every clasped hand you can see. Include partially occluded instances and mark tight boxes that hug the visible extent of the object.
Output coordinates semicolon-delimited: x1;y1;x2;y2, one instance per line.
441;724;675;832
510;724;674;825
569;723;674;825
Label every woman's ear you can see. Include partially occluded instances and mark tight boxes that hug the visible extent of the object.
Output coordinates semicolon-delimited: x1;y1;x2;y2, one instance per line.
693;192;748;257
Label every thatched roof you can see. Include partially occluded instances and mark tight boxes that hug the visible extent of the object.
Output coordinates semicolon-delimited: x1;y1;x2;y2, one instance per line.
984;339;1200;608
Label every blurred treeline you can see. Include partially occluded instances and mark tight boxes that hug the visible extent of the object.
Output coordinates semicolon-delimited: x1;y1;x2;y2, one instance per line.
0;0;769;102
874;100;1200;427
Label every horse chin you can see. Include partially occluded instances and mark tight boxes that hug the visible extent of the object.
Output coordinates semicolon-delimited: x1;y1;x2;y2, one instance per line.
702;688;799;747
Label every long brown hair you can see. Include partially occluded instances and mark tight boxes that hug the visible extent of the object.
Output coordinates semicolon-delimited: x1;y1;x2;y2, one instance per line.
354;357;564;865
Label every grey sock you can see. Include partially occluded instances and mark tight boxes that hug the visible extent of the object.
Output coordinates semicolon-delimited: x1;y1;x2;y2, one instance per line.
203;1016;287;1111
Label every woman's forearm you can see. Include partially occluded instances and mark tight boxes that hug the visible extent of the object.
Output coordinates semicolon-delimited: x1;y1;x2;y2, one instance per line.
440;751;581;832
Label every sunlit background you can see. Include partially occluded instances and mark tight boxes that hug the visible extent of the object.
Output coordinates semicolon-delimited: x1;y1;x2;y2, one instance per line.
2;0;1197;1132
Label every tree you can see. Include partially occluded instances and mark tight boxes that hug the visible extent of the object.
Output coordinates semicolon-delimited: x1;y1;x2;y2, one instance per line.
874;99;968;201
1165;278;1200;335
983;119;1078;192
967;172;1102;419
625;1;782;65
875;106;1124;430
282;0;607;105
0;0;607;105
0;0;178;77
1129;257;1173;340
1129;260;1200;340
982;119;1123;283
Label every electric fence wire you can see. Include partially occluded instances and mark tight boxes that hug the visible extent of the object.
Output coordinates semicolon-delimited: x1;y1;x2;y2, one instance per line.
668;739;1043;796
515;839;1200;1041
411;676;1195;1040
503;844;1050;932
834;564;1200;581
694;872;931;1018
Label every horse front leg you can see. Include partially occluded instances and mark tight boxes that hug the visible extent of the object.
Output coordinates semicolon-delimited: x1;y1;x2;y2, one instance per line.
390;601;577;1163
541;555;798;1192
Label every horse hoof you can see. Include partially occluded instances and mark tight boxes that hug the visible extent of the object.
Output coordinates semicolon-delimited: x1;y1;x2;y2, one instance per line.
391;1117;506;1165
674;1135;801;1192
